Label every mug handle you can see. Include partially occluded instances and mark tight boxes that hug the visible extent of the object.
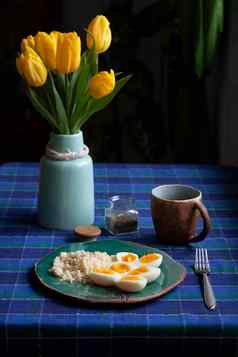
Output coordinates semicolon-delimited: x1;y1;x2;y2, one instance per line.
189;200;212;242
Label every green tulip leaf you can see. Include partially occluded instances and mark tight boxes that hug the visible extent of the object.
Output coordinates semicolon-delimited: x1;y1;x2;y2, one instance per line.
87;75;132;114
71;112;90;133
43;78;59;119
48;72;69;134
65;75;72;122
66;51;91;126
72;74;132;130
27;87;60;132
65;67;82;122
69;52;87;93
70;63;91;130
34;85;53;115
53;73;66;102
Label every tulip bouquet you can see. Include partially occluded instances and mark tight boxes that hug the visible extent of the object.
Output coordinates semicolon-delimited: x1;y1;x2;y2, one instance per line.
16;15;131;134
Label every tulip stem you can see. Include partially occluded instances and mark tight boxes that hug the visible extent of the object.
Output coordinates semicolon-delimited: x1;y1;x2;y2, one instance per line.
48;71;70;134
65;74;72;132
42;83;58;127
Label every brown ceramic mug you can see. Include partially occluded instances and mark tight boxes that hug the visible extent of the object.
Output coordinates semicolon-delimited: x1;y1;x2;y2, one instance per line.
151;184;211;245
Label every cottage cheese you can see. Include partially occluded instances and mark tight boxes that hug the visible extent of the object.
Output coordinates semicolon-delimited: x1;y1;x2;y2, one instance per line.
50;250;112;283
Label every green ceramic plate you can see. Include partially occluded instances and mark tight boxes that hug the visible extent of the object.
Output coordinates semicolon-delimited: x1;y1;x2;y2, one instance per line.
35;239;186;304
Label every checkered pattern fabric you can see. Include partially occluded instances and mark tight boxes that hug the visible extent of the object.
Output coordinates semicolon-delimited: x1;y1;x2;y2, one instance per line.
0;163;238;356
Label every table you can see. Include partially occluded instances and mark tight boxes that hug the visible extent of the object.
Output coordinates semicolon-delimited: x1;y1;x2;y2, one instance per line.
1;163;238;357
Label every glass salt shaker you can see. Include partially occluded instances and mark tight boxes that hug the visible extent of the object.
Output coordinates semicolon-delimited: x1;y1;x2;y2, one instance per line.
105;195;139;235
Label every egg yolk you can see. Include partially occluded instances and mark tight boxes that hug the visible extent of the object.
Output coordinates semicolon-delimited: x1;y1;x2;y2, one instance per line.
130;266;149;275
93;268;115;275
111;263;130;273
121;275;142;281
122;254;136;262
140;253;160;264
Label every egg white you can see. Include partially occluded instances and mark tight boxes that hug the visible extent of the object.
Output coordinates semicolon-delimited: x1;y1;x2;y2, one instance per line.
140;253;163;267
116;275;147;292
89;270;121;287
129;265;161;283
116;252;139;269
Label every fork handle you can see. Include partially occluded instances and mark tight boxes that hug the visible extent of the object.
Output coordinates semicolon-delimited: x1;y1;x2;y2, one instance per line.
203;273;216;310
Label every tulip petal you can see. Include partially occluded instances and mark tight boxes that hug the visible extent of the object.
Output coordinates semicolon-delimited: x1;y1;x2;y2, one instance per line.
89;69;115;99
56;32;81;74
21;35;35;52
86;15;111;54
16;47;47;87
35;32;57;70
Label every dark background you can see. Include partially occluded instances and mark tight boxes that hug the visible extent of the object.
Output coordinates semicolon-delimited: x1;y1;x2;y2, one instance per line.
0;0;237;165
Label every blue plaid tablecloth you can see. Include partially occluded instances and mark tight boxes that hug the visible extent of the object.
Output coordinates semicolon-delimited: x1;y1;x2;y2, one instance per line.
1;162;238;357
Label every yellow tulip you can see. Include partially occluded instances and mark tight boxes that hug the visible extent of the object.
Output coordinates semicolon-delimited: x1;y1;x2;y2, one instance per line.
50;31;61;42
35;31;57;70
56;32;81;74
21;35;35;52
89;69;115;99
16;46;47;87
86;15;111;54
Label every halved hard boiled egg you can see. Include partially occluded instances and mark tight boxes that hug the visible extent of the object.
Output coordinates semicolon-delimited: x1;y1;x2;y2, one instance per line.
110;262;131;275
116;252;139;268
129;265;161;283
89;268;121;287
116;275;147;292
140;253;163;267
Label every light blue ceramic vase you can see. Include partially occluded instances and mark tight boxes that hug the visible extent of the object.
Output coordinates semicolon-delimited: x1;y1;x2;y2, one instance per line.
38;132;95;230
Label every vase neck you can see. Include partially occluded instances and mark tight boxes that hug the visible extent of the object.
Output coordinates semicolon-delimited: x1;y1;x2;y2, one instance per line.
48;132;84;153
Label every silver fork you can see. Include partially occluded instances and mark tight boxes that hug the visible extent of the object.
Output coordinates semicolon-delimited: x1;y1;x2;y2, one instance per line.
194;248;216;310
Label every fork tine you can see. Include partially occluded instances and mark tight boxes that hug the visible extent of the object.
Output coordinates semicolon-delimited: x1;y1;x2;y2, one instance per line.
199;248;202;271
197;248;199;270
195;248;210;273
201;248;204;271
195;248;198;270
198;248;202;271
204;249;210;272
201;248;206;271
194;248;216;309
